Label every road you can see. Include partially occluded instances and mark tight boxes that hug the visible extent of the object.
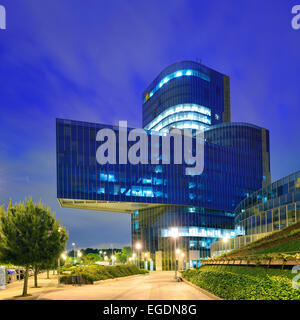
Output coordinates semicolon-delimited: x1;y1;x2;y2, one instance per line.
36;271;214;300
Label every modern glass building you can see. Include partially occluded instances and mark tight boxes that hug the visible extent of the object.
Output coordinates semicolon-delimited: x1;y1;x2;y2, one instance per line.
211;171;300;257
56;61;271;270
142;61;231;132
235;171;300;235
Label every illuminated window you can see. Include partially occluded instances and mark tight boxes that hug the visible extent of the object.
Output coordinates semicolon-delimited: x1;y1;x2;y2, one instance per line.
144;103;211;132
161;227;240;238
143;69;210;103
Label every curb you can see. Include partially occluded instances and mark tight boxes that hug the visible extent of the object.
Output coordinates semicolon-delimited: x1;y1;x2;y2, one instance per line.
178;273;223;300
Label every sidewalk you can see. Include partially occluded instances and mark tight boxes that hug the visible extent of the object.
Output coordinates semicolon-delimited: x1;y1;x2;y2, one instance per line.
0;272;67;300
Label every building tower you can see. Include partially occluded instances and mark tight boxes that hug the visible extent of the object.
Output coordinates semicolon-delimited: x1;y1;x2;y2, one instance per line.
142;60;231;133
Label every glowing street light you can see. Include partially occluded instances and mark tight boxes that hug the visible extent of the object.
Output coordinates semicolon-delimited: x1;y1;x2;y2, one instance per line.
77;250;82;264
135;242;142;268
223;236;229;243
181;252;185;271
135;242;142;250
223;236;229;252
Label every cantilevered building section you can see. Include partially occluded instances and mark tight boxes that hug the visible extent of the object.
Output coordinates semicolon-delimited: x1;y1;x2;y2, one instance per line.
56;61;271;270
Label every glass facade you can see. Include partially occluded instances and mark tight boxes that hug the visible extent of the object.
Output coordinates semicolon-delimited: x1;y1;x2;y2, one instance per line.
57;120;269;211
56;119;270;269
142;61;231;130
211;171;300;257
235;171;300;235
56;61;271;270
144;103;211;133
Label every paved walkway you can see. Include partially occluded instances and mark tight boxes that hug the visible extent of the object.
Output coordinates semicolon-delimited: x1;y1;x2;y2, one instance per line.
36;271;213;300
0;272;66;300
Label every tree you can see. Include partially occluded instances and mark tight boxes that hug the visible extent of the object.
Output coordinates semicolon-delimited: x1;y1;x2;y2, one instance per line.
32;219;68;288
116;247;132;264
83;253;103;265
83;248;100;255
0;198;68;296
121;246;132;257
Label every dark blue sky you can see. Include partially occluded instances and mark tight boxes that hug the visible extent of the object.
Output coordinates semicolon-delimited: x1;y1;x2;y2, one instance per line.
0;0;299;249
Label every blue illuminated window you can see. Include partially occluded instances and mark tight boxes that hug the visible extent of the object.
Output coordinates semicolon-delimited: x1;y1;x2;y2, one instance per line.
143;69;210;103
144;103;211;132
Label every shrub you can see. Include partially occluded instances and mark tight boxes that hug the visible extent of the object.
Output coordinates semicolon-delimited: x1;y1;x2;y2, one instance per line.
182;266;300;300
60;264;148;284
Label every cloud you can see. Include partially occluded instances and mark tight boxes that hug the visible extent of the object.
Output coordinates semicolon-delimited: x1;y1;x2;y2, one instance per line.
0;0;299;247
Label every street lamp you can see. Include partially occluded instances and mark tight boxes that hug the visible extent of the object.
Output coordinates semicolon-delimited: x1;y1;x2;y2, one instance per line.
111;255;116;266
78;250;82;265
171;228;179;279
72;242;76;264
223;236;229;253
144;253;148;270
181;252;185;271
58;252;67;287
135;242;142;268
132;253;136;266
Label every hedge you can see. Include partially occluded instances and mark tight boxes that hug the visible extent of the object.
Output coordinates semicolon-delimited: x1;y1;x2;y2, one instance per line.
60;264;148;284
182;266;300;300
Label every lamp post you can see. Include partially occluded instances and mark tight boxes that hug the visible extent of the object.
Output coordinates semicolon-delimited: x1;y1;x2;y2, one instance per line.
144;253;148;270
171;228;179;280
72;242;76;264
223;236;229;253
58;252;67;287
135;242;142;268
78;250;82;265
132;253;136;266
181;252;185;271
